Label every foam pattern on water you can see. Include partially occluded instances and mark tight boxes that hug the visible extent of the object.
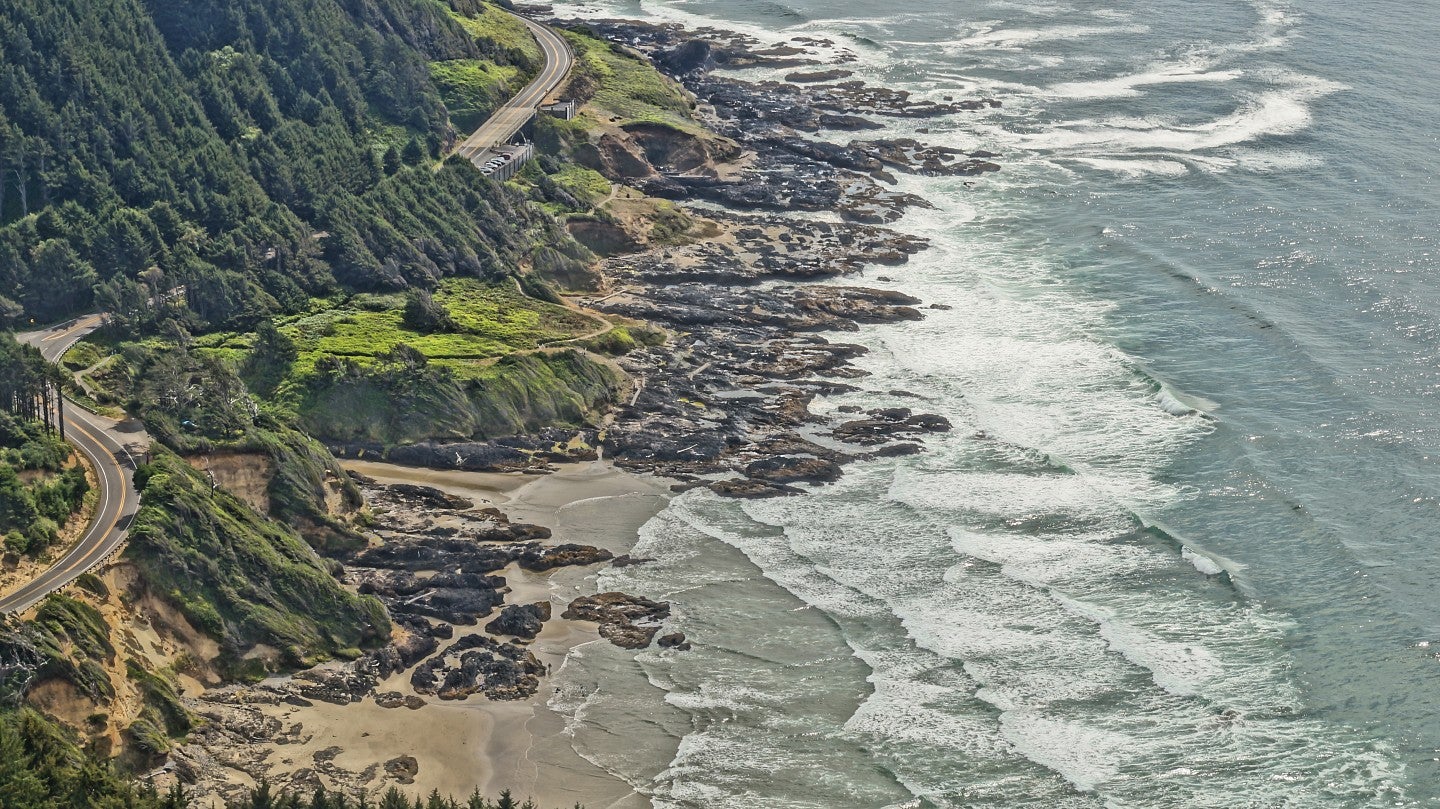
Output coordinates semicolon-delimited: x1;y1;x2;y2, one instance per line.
541;0;1418;804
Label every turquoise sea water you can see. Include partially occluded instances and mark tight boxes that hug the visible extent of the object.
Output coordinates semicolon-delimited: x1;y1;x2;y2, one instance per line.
547;0;1440;804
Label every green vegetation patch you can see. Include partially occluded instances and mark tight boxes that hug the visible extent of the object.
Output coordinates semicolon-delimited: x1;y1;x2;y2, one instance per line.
430;59;525;132
578;324;666;356
447;2;544;66
28;595;117;704
300;348;622;444
123;661;193;758
561;28;700;132
549;166;613;209
647;199;697;246
279;279;600;380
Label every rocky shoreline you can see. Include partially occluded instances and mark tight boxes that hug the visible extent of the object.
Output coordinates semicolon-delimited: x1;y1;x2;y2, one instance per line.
575;13;991;497
331;11;996;497
329;11;996;492
172;13;998;803
163;463;674;804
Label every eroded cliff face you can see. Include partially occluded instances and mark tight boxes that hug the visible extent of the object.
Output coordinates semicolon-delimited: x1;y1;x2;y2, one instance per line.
568;120;742;182
0;573;219;769
0;2;1005;801
186;452;275;515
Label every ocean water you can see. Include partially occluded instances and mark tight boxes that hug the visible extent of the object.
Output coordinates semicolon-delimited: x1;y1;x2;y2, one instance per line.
546;0;1440;804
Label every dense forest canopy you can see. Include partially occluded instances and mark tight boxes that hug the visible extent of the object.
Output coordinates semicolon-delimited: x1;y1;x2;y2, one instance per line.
0;332;63;425
0;0;585;333
0;0;631;797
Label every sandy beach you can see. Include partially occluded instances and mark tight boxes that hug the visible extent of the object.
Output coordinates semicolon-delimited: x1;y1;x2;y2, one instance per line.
223;460;672;808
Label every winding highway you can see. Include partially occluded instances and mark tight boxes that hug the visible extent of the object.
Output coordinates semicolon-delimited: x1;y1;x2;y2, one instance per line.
453;11;574;165
0;11;572;616
0;316;146;615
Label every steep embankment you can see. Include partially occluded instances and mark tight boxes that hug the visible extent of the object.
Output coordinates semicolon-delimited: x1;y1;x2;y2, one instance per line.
2;335;385;771
538;26;739;181
514;25;740;260
126;450;388;675
0;0;612;787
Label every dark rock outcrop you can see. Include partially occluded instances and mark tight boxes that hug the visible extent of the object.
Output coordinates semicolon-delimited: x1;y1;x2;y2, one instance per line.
385;484;473;510
384;756;419;784
831;408;953;446
710;478;804;499
484;602;552;640
375;692;426;710
563;592;671;649
743;455;842;485
409;634;545;701
657;39;715;75
519;543;614;571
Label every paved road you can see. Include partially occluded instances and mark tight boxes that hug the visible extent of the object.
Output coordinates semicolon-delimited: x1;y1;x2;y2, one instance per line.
0;317;145;615
0;13;571;616
453;12;574;164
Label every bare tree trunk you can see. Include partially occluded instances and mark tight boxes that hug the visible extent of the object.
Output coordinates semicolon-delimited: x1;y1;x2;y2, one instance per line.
40;378;51;433
37;147;48;210
13;141;27;216
14;169;27;218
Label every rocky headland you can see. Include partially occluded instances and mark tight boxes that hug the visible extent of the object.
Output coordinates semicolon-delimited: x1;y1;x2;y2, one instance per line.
335;10;999;499
148;11;1001;804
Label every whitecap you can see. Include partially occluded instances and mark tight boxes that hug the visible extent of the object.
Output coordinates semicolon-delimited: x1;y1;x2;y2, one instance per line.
948;23;1149;51
1181;546;1226;576
1068;156;1191;177
1048;66;1243;100
1056;594;1225;696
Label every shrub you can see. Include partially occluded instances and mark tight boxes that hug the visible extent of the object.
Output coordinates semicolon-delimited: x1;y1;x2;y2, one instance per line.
402;289;458;334
24;518;59;551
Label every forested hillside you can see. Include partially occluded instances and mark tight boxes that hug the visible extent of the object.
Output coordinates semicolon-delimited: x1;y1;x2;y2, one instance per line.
0;0;586;332
0;0;679;798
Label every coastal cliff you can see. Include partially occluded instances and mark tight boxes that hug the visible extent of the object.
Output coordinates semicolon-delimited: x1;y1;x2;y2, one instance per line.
0;0;1000;804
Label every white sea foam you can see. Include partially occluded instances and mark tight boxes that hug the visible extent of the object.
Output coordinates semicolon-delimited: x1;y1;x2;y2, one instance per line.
1069;156;1191;177
1057;593;1225;696
846;209;1204;508
1181;546;1226;576
888;468;1115;518
949;23;1148;51
947;526;1162;588
1048;66;1243;100
587;445;1407;804
541;0;1410;803
1220;146;1326;172
1025;76;1344;153
998;713;1128;791
1155;386;1199;416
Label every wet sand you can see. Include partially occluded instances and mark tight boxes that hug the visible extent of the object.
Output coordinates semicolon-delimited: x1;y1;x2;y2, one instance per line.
326;460;671;807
